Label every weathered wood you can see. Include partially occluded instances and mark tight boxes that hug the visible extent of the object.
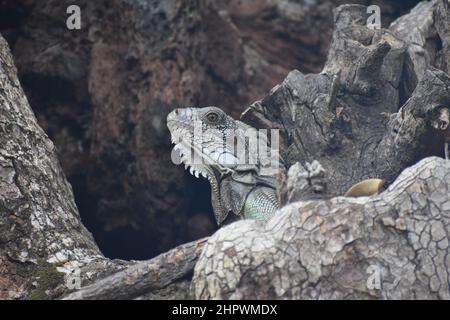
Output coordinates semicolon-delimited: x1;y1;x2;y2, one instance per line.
63;238;207;300
193;1;450;299
242;1;450;197
193;157;450;299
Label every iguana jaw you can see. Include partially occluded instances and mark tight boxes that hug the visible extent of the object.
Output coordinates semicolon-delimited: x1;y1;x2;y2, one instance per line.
171;137;225;181
170;132;229;225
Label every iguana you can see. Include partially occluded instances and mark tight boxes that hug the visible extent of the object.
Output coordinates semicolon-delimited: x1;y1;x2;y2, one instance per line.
167;106;386;225
167;106;279;225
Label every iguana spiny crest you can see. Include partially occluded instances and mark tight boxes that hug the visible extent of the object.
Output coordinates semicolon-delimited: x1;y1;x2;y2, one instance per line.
167;107;279;225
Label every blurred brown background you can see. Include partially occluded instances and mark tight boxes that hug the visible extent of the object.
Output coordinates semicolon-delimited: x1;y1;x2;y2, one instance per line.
0;0;421;259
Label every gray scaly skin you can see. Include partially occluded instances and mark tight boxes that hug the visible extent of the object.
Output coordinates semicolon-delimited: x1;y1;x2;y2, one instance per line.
167;106;279;225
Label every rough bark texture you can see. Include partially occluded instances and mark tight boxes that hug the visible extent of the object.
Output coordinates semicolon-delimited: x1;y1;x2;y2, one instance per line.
1;0;449;300
192;0;450;299
0;0;422;259
242;1;450;196
194;157;450;299
0;35;101;299
63;238;207;300
0;34;200;300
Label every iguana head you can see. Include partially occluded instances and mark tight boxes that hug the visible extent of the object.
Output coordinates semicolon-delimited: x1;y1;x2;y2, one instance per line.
167;106;278;224
168;107;244;176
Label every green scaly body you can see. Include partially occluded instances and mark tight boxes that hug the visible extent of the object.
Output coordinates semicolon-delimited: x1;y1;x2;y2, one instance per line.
243;187;278;222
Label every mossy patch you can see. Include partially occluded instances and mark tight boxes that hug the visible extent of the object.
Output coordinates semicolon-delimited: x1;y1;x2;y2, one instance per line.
26;259;66;300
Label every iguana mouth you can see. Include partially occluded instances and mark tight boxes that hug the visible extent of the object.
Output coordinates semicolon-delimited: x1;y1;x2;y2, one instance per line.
171;138;212;179
169;127;225;185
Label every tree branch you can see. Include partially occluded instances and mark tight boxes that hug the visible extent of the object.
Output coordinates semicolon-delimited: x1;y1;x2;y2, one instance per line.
193;157;450;299
63;238;207;300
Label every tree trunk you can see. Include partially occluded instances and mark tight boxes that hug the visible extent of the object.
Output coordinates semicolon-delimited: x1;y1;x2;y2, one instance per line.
0;34;203;300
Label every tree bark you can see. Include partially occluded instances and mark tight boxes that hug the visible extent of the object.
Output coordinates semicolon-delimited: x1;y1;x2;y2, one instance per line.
193;0;450;299
0;34;202;300
63;238;207;300
0;35;101;299
194;157;450;299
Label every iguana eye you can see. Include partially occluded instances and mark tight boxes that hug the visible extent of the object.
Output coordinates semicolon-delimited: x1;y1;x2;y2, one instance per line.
206;112;219;123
